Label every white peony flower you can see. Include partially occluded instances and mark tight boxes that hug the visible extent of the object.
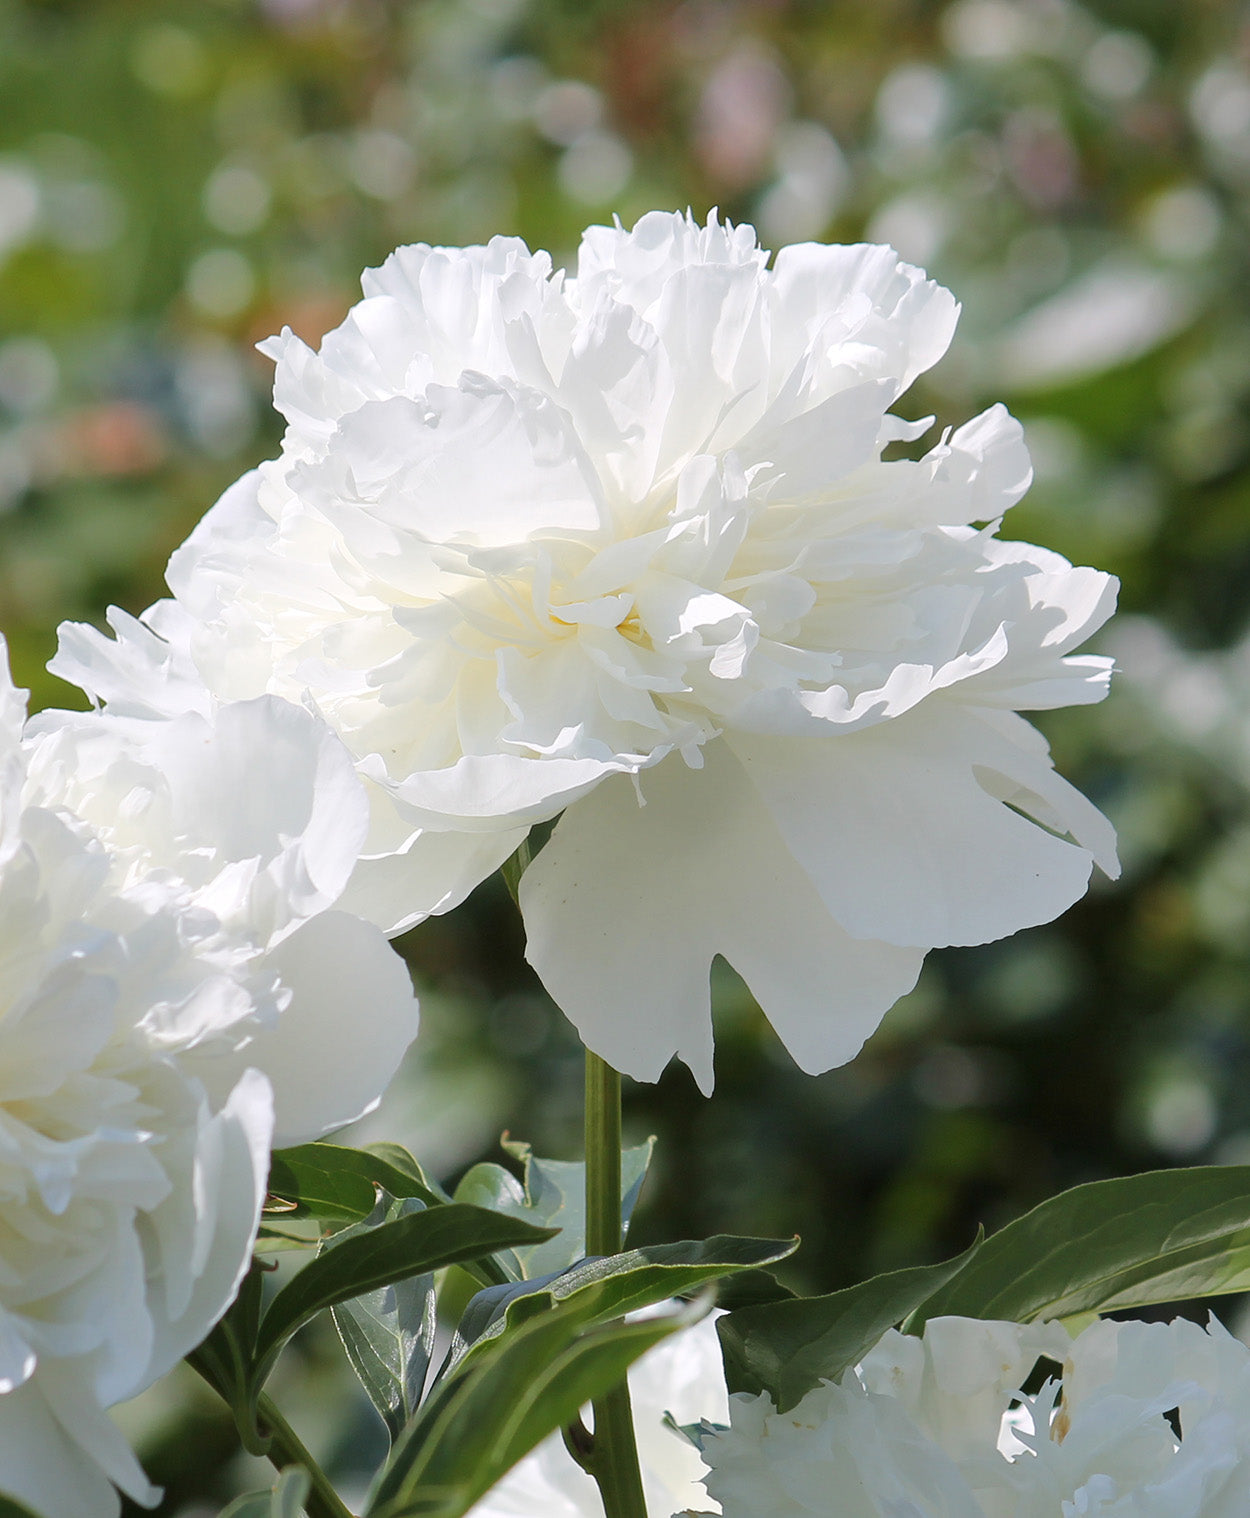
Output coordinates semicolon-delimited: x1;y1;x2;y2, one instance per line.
0;640;419;1518
469;1310;728;1518
701;1313;1250;1518
55;211;1118;1091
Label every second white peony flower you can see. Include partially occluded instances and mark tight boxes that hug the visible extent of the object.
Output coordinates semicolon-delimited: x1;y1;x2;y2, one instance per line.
56;211;1119;1091
0;643;419;1518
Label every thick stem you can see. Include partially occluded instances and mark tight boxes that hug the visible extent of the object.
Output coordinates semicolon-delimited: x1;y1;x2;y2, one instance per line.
583;1051;648;1518
500;835;533;905
257;1392;355;1518
584;1051;623;1259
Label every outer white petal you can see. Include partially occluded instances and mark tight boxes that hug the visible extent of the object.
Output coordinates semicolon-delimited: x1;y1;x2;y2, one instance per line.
370;750;648;832
0;1371;155;1518
140;1068;273;1384
0;636;24;749
190;912;419;1145
727;701;1111;951
917;403;1034;523
259;328;374;446
166;466;274;601
520;743;923;1092
628;1309;729;1509
0;636;26;868
341;823;529;936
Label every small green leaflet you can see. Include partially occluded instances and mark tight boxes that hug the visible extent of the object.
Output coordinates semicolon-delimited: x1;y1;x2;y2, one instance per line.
218;1467;311;1518
718;1237;981;1411
330;1196;438;1443
452;1137;655;1280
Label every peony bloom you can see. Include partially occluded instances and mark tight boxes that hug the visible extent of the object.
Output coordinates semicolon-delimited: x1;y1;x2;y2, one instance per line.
0;641;418;1518
55;211;1118;1091
701;1313;1250;1517
469;1311;728;1518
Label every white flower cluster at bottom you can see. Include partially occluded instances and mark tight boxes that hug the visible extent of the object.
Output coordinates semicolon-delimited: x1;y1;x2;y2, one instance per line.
469;1311;1250;1518
702;1314;1250;1518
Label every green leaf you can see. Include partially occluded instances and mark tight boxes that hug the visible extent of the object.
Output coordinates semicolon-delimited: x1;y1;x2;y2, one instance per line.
366;1295;710;1518
454;1139;654;1281
716;1167;1250;1418
711;1268;797;1312
187;1262;270;1452
451;1163;525;1218
219;1467;312;1518
500;1136;655;1278
366;1143;452;1203
449;1233;797;1376
0;1492;44;1518
717;1235;982;1412
368;1235;793;1517
255;1218;323;1253
909;1164;1250;1327
331;1196;438;1442
252;1204;557;1394
268;1143;447;1224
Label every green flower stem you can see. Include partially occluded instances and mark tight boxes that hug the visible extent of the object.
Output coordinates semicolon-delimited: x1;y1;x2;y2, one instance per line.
583;1050;648;1518
499;838;646;1518
256;1391;355;1518
500;835;533;905
584;1051;623;1260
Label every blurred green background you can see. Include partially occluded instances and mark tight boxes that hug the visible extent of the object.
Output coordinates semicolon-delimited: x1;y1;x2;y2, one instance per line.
3;0;1250;1509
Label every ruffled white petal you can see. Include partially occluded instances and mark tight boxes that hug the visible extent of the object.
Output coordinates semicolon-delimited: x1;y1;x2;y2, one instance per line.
703;1314;1250;1518
49;602;208;721
767;238;960;397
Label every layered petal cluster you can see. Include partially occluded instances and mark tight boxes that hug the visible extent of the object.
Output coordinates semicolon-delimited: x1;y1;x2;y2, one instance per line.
469;1311;727;1518
56;212;1118;1090
701;1314;1250;1518
0;642;418;1518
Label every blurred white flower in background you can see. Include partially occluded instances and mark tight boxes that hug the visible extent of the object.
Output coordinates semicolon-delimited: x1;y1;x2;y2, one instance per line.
0;640;418;1518
469;1311;727;1518
56;210;1117;1092
702;1313;1250;1518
